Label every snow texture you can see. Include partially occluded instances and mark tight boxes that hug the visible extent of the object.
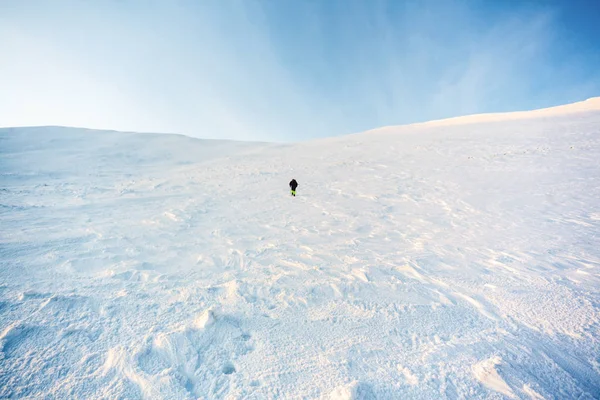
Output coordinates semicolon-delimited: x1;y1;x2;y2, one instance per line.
1;98;600;399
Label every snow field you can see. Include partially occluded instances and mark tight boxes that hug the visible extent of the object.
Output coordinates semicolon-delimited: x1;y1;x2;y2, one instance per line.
1;99;600;398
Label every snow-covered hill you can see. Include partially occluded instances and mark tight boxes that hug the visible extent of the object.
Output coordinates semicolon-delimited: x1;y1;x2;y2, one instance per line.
1;99;600;399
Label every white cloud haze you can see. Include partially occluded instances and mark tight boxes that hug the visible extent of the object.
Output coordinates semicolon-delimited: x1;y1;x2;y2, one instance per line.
0;0;598;141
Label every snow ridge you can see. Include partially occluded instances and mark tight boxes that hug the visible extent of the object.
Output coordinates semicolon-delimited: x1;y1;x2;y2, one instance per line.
369;96;600;132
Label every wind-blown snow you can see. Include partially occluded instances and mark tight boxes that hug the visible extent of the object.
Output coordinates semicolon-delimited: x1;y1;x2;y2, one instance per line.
1;100;600;399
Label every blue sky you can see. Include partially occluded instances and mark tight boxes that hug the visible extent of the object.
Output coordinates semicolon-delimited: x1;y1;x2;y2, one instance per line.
1;0;599;141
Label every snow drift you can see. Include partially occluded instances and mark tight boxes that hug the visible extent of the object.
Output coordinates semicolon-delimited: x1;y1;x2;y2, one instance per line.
1;99;600;399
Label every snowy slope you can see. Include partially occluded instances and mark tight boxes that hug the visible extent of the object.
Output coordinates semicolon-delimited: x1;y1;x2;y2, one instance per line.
1;100;600;399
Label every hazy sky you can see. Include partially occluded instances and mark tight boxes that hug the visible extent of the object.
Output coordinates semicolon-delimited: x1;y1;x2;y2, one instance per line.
1;0;599;141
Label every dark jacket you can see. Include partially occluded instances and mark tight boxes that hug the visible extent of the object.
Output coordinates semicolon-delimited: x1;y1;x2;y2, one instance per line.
289;179;298;190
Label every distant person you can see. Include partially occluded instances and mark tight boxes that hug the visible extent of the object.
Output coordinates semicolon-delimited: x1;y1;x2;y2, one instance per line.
289;179;298;196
